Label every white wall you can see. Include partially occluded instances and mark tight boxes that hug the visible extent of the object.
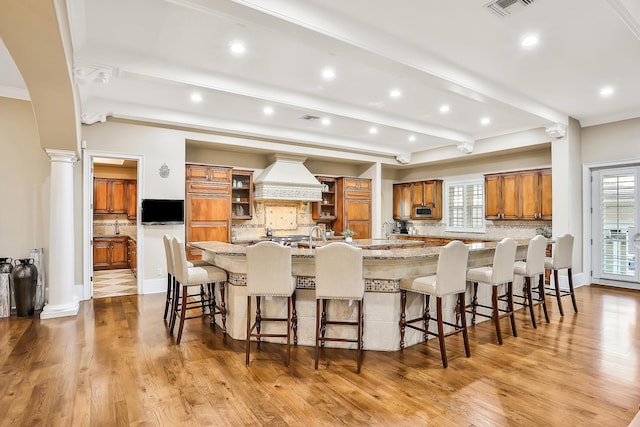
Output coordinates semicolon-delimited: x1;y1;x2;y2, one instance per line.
582;118;640;164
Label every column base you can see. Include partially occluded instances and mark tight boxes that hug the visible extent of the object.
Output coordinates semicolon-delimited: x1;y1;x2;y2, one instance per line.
40;297;80;320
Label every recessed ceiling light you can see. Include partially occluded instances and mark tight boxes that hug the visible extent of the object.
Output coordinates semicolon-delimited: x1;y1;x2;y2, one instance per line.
263;106;274;115
439;105;450;113
408;135;416;142
521;34;539;48
389;89;402;98
481;117;491;125
369;127;378;134
599;86;615;97
229;41;246;55
190;93;203;103
321;117;331;125
322;68;335;80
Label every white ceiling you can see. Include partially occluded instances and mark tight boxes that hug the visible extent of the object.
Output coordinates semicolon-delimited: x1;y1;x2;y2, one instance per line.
2;0;640;160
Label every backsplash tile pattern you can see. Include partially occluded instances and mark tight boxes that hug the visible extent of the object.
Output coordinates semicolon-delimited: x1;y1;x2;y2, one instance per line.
232;201;317;240
94;217;137;237
405;219;552;240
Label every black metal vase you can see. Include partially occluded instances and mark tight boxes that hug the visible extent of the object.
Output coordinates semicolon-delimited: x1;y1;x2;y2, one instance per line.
12;258;37;317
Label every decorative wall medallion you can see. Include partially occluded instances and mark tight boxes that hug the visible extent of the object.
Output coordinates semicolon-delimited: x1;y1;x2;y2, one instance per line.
159;163;170;178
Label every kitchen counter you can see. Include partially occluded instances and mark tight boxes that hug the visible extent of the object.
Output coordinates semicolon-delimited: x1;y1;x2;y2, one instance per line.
189;239;529;351
297;238;425;250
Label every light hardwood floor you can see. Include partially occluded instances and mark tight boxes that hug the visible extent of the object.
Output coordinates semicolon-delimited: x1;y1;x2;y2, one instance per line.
0;285;639;426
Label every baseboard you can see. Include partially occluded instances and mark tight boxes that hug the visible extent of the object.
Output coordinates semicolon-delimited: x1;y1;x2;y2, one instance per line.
552;271;589;290
143;277;166;295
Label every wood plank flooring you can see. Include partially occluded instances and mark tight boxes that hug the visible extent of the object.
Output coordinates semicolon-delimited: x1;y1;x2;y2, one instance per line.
0;285;639;426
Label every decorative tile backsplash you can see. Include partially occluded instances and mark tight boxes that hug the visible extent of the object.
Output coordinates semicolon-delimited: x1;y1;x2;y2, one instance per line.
232;201;317;240
405;219;552;240
93;217;137;237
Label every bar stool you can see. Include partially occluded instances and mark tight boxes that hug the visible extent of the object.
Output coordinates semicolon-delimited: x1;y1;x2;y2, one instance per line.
513;235;549;328
466;237;518;345
314;242;364;373
245;241;297;367
162;234;209;322
399;240;470;368
545;233;577;316
170;238;228;344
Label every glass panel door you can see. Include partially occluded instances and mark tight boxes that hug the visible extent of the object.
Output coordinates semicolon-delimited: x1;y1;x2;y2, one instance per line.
592;167;640;286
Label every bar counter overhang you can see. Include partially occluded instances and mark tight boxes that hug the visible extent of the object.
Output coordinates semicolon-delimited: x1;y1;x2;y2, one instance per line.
190;240;530;351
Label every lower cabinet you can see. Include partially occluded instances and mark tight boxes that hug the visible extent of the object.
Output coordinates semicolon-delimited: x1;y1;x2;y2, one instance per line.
128;238;137;277
93;236;129;270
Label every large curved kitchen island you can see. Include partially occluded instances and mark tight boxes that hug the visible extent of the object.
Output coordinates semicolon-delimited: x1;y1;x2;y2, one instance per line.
191;239;529;351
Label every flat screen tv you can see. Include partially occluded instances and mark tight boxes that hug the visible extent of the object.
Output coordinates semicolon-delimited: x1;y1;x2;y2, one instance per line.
141;199;184;225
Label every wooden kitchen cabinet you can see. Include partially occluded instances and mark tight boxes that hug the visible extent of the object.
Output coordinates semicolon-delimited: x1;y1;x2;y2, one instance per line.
393;183;412;220
128;238;137;277
485;168;552;220
126;180;137;220
231;169;253;219
312;176;337;221
411;180;443;220
334;177;372;239
94;178;127;214
185;164;232;259
93;236;129;270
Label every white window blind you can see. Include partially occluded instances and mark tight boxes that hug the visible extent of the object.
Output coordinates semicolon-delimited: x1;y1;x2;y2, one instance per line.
446;181;485;232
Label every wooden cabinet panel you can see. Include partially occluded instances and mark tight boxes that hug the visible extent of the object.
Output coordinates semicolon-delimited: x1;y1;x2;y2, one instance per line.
334;177;372;238
187;223;230;259
188;194;229;222
393;183;412;220
409;180;443;220
126;180;137;220
93;237;129;270
93;178;129;214
485;168;552;220
186;164;231;183
343;178;371;192
128;239;137;277
539;169;553;220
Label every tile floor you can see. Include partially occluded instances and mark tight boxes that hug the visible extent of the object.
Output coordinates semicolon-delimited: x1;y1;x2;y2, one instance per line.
93;268;137;299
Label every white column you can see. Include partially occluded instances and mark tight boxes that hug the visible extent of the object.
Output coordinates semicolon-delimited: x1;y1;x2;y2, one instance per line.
41;149;79;319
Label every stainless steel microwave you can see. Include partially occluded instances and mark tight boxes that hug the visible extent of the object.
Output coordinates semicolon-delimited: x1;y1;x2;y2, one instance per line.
414;206;434;218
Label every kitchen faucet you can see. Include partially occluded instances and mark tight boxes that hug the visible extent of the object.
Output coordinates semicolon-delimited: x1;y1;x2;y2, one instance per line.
114;220;120;235
309;225;327;249
383;221;394;240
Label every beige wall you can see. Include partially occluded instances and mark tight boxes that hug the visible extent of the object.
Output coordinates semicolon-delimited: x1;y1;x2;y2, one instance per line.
582;118;640;164
0;97;51;262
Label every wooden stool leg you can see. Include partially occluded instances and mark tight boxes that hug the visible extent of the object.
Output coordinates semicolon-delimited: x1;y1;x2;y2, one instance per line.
164;273;172;320
553;269;565;316
459;292;471;358
220;281;227;334
568;268;578;313
492;286;503;345
176;285;188;344
286;296;291;367
320;299;328;347
256;296;262;345
508;281;517;337
539;274;550;323
399;290;407;350
356;299;362;374
169;280;180;334
525;277;537;328
436;297;447;368
246;295;252;366
314;299;321;370
423;294;431;342
471;282;479;325
292;292;298;345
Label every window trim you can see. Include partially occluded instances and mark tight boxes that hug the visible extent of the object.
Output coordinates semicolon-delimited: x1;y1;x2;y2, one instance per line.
444;179;486;233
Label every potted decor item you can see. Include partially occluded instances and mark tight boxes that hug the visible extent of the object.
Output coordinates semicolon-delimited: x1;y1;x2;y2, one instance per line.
342;229;355;243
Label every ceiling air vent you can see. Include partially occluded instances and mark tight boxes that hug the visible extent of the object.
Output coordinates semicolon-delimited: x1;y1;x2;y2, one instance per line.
485;0;537;18
300;114;320;121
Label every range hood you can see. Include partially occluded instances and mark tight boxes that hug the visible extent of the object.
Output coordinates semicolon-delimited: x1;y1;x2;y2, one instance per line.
253;154;322;202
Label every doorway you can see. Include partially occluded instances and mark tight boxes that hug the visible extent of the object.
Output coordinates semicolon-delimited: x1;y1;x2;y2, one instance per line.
591;166;640;289
90;156;139;298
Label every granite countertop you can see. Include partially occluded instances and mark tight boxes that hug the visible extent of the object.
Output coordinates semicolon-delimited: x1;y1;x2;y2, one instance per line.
94;234;135;241
190;239;528;260
297;238;424;250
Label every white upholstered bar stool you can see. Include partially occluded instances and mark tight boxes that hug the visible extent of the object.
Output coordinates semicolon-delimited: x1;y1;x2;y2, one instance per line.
245;241;297;367
466;237;518;345
170;237;228;344
544;233;577;316
162;235;210;322
399;240;470;368
513;235;549;328
314;242;365;373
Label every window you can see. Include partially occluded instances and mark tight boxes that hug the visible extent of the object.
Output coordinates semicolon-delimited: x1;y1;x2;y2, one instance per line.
446;181;485;232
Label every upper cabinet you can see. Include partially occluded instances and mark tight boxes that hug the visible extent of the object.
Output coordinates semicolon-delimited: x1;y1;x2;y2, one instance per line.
231;170;253;219
334;177;372;239
94;178;127;214
485;168;552;220
312;176;337;222
126;180;137;220
393;180;443;220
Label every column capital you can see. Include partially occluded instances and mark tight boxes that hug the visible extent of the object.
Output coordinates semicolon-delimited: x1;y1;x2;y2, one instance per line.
44;148;78;163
